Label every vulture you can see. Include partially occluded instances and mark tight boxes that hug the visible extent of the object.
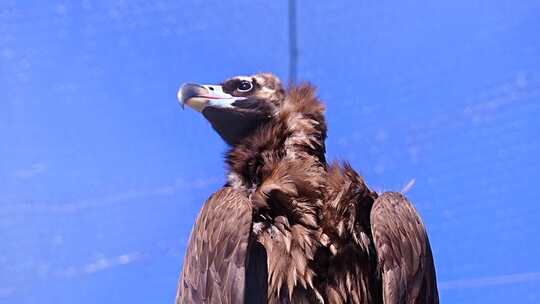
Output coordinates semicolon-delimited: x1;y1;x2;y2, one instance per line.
175;73;439;304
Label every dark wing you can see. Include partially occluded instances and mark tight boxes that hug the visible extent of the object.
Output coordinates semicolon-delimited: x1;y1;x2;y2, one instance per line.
175;187;257;304
370;192;439;304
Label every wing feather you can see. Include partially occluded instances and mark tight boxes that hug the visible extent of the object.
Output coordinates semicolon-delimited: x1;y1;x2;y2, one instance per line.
175;187;255;304
370;192;439;304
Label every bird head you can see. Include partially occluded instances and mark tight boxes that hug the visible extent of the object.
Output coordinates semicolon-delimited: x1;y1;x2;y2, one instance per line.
178;73;286;145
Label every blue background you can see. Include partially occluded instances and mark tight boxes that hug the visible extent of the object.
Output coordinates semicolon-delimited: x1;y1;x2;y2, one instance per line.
1;1;539;303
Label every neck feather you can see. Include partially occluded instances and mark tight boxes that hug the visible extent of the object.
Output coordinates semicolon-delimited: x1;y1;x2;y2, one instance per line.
226;84;327;192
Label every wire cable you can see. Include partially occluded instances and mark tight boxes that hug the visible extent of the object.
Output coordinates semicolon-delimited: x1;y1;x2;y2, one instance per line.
288;0;298;84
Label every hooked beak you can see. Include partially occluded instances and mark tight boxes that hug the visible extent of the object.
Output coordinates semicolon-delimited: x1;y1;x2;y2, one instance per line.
177;83;246;112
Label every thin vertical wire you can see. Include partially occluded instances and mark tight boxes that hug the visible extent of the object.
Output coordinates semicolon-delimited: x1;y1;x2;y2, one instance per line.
288;0;298;84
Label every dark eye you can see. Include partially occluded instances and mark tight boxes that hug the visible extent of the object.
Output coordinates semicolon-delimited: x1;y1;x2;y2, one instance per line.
237;80;253;92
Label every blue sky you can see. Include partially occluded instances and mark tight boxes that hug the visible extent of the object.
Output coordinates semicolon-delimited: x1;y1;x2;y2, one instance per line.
1;1;539;303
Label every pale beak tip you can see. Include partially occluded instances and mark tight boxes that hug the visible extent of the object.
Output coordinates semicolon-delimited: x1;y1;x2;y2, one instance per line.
177;85;185;110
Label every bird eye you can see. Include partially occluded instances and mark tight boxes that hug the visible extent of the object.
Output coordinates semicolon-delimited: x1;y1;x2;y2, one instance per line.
237;80;253;92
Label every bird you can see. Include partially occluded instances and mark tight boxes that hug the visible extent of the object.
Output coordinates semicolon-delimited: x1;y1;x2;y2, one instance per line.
175;73;439;304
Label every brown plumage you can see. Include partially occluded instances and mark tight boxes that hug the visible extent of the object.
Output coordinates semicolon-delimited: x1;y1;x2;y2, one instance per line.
175;73;439;303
